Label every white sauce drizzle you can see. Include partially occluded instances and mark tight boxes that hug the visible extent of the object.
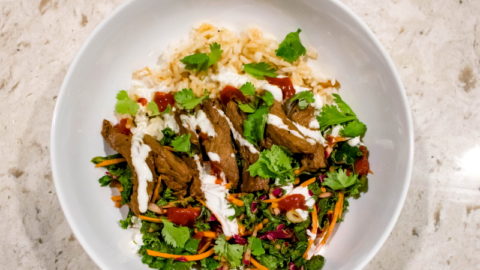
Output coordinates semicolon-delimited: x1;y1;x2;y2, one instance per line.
348;136;362;147
260;83;283;101
180;110;216;137
267;114;314;145
215;108;259;154
330;125;343;137
130;108;153;213
194;155;238;236
207;152;221;162
292;121;326;145
309;118;320;129
145;113;180;141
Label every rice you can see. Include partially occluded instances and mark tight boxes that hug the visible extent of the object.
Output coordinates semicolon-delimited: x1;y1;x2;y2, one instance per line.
131;23;339;101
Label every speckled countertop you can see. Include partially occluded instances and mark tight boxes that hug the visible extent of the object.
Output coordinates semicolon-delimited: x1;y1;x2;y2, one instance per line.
0;0;479;269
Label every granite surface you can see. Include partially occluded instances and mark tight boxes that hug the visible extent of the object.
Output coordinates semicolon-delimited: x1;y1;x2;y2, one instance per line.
0;0;479;269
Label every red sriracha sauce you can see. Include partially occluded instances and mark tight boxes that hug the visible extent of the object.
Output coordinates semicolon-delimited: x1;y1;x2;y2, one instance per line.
114;118;131;135
220;85;246;104
166;207;201;226
265;76;296;100
136;97;148;106
153;92;175;112
354;146;370;176
277;194;307;212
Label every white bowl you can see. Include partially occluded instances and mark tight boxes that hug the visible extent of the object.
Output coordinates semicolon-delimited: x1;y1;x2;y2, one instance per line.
51;0;414;269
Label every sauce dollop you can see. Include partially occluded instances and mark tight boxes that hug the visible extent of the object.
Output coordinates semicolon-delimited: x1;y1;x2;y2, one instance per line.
354;146;370;176
278;194;307;212
114;118;131;135
166;207;201;226
265;77;296;100
220;85;246;104
153;92;175;112
137;97;148;106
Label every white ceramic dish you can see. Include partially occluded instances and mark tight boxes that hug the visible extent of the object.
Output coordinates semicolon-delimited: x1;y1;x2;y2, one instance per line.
51;0;414;269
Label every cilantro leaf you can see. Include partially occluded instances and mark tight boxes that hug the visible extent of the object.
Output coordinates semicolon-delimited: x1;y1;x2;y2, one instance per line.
146;101;160;116
119;211;133;229
214;236;244;268
248;237;265;256
171;134;191;153
115;90;139;116
276;29;307;63
161;219;190;248
341;120;367;137
243;105;269;144
207;43;222;66
239;82;256;96
184;238;200;253
258;254;280;269
97;175;112;187
117;168;132;204
305;255;325;270
316;105;356;130
181;43;222;71
323;169;358;190
333;93;355;116
248;145;295;184
238;102;256;113
260;91;275;106
200;258;220;270
289;91;314;109
174;88;208;110
243;62;278;79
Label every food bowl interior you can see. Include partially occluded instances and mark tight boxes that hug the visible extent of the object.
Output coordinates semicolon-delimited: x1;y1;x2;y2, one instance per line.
51;0;413;269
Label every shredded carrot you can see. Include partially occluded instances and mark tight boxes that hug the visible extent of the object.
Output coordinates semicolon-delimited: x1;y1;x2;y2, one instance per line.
146;248;214;261
263;197;282;203
238;223;246;236
321;192;344;245
224;183;232;189
197;199;207;207
294;169;302;175
294;177;300;185
227;195;244;206
254;222;264;232
195;231;217;238
139;215;163;223
300;177;316;187
197;239;212;253
303;205;319;258
320;187;326;192
95;158;126;167
250;257;268;270
215;178;223;185
111;195;122;202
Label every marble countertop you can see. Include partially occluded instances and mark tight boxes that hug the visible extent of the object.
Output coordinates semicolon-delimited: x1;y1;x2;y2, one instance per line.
1;0;479;269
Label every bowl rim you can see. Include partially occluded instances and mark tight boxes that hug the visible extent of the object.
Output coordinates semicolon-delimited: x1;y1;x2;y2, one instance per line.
50;0;414;269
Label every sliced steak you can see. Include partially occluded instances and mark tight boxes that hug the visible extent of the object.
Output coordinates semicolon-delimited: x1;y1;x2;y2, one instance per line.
287;105;316;128
202;100;240;188
224;101;269;192
101;120;157;216
266;101;315;154
143;135;194;198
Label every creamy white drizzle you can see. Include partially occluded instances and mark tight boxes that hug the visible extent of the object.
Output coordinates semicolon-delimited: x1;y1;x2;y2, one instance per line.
348;136;361;147
267;114;314;144
180;110;216;137
330;125;343;137
292;121;326;145
194;155;238;236
215;108;259;154
130;108;153;213
130;80;170;102
210;69;249;86
207;152;221;162
145;113;180;141
260;83;283;101
309;118;320;129
311;93;325;111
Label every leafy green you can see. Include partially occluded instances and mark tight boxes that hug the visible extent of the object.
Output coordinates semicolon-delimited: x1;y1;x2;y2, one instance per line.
115;90;139;116
200;258;220;270
160;127;176;146
184;238;200;253
341;120;367;137
289;91;314;109
119;211;133;229
214;236;244;268
323;169;359;190
238;102;256;113
180;43;222;71
333;94;355;116
239;82;256;96
317;105;356;130
156;188;176;206
260;91;275;106
248;145;295;184
243;62;278;79
171;134;191;153
91;153;122;164
243;105;269;144
331;143;363;165
174;88;208;110
146;101;160;116
117;168;133;204
258;254;280;269
97;175;112;186
163;260;194;270
276;29;307;63
248;237;265;256
161;219;190;248
305;255;325;270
